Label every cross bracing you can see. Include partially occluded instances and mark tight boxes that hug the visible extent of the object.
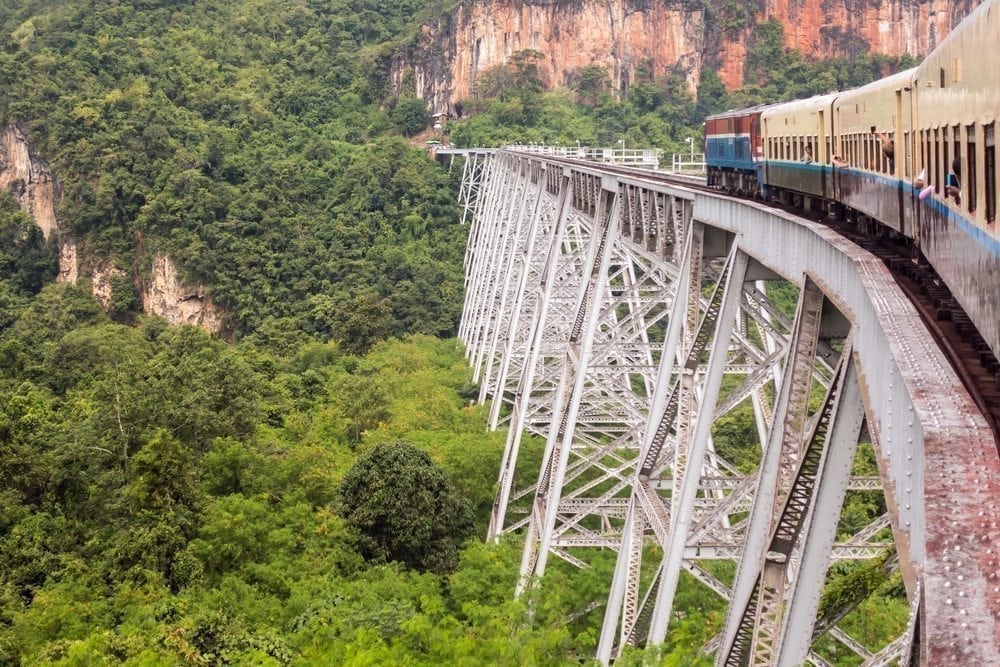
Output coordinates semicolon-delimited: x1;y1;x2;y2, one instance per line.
451;148;1000;666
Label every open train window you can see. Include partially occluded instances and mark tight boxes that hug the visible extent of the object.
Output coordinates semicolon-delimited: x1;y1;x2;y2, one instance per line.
967;124;977;213
986;123;995;223
923;130;931;188
934;129;941;193
943;129;951;188
904;132;910;177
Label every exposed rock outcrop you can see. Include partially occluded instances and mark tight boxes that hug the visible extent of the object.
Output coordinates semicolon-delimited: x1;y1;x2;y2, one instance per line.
0;124;79;283
142;254;224;332
393;0;706;114
0;125;59;239
392;0;982;110
1;123;225;335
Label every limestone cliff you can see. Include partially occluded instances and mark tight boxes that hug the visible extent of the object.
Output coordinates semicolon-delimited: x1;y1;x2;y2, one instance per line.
142;254;225;332
714;0;979;88
393;0;706;114
0;124;76;282
1;124;225;334
392;0;982;111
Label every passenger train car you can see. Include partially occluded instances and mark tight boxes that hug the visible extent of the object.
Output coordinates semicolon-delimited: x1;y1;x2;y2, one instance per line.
704;0;1000;361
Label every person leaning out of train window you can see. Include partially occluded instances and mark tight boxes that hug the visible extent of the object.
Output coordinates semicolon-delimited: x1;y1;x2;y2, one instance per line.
831;154;848;168
946;158;962;205
871;127;894;169
803;145;813;164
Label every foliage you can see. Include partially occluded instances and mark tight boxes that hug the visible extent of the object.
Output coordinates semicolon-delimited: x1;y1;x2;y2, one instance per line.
0;1;915;663
0;0;465;353
338;440;475;573
390;96;430;136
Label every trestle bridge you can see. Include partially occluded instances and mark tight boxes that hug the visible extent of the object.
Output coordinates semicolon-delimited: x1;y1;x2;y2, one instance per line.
445;147;1000;665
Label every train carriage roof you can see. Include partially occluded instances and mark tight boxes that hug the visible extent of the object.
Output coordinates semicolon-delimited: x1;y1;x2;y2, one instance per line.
762;92;839;118
832;68;916;113
704;104;774;122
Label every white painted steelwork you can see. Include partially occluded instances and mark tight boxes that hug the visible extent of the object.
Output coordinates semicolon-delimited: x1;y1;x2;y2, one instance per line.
455;149;1000;666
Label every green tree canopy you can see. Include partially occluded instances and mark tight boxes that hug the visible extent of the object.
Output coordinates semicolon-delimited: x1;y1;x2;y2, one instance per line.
337;440;475;573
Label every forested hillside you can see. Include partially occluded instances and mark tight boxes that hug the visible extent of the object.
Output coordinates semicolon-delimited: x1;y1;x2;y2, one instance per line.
0;0;465;348
1;1;907;664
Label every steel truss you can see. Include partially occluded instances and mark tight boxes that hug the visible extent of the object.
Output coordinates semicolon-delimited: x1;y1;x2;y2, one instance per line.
456;150;1000;666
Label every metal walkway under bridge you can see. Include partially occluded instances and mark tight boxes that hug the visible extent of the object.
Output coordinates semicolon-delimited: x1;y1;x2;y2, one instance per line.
447;147;1000;666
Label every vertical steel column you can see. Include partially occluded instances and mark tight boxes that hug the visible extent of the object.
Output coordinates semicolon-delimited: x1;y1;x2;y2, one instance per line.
597;224;696;664
488;167;574;539
483;164;550;426
518;177;622;588
717;277;826;665
458;153;493;347
459;154;506;352
470;156;530;383
776;347;864;664
478;159;543;404
646;247;750;646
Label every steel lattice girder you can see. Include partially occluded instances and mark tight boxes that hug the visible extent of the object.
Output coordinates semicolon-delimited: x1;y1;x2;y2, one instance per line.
454;150;1000;667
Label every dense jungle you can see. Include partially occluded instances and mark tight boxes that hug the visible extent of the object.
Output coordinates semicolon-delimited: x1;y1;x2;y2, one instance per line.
0;0;912;663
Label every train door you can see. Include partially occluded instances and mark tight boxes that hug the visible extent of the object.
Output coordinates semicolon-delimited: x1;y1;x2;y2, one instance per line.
832;103;842;202
818;108;828;199
751;113;762;162
894;88;907;234
902;81;918;241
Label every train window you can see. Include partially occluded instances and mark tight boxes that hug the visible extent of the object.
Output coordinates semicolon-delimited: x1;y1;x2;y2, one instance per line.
924;130;931;188
985;123;995;223
943;130;951;188
940;67;946;88
934;129;941;193
967;124;977;213
904;132;910;177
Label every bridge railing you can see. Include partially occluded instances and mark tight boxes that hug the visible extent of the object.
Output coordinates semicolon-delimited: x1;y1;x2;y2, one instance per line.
505;144;661;169
670;152;706;175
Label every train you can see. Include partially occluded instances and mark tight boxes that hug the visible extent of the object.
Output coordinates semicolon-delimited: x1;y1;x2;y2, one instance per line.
704;0;1000;362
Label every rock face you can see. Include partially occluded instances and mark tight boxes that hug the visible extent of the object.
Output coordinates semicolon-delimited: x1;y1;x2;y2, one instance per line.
143;254;225;332
393;0;707;114
0;125;59;239
392;0;981;111
0;124;78;282
1;123;225;335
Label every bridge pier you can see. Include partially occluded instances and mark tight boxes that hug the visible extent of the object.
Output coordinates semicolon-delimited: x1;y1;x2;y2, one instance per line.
455;149;1000;666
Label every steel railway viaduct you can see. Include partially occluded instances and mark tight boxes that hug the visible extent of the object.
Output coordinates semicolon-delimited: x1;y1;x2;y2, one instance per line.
444;147;1000;665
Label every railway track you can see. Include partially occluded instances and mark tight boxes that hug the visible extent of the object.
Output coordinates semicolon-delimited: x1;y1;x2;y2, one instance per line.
542;155;1000;449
